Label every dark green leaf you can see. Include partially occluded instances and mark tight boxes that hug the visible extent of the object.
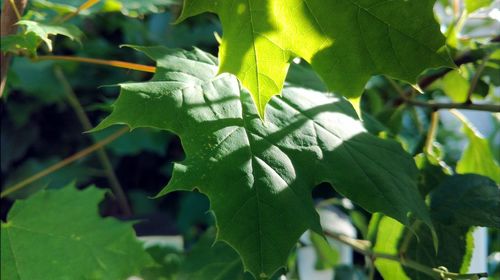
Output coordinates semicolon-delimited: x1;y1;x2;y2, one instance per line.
95;46;432;278
430;174;500;228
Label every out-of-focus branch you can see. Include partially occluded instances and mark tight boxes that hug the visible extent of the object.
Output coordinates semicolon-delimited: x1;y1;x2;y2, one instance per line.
1;0;28;97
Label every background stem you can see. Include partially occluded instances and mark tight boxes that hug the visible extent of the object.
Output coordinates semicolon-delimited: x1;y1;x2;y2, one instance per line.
54;67;132;216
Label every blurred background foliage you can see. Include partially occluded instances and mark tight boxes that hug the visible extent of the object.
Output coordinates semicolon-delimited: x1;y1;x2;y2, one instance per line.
0;0;499;279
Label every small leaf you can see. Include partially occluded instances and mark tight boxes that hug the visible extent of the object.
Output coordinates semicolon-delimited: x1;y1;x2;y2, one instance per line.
0;185;153;280
17;20;83;52
430;174;500;228
456;116;500;183
95;46;433;278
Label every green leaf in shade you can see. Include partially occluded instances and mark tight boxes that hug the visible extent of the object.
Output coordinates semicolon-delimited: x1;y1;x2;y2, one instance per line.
0;33;39;56
0;185;153;280
414;153;452;196
374;216;474;280
456;116;500;183
176;0;453;117
177;228;252;280
17;20;83;52
430;174;500;228
464;0;493;13
95;46;433;278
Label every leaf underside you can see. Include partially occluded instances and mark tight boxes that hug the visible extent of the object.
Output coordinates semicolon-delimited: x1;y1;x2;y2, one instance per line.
177;0;454;117
95;46;432;278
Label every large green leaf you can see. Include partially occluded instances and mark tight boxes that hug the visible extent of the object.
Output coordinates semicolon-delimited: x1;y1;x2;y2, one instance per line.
0;185;153;280
95;46;432;278
430;174;500;228
176;0;453;117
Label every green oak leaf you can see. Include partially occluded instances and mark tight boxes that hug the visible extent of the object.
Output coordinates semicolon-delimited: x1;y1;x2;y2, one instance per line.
17;20;83;52
430;174;500;228
0;185;153;280
95;46;432;278
374;216;473;280
176;0;454;117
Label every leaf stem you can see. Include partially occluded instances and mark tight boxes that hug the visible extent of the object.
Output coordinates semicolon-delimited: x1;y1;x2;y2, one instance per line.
398;220;422;254
324;230;488;280
54;67;132;216
7;0;22;20
58;0;101;23
33;55;156;73
424;111;439;156
0;127;129;198
404;98;500;113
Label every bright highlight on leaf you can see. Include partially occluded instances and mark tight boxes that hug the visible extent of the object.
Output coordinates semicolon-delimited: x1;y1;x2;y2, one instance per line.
0;185;153;280
17;20;83;52
95;46;433;278
176;0;454;118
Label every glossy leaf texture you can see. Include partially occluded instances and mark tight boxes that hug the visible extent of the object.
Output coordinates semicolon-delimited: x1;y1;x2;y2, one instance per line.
176;0;454;117
0;185;153;280
95;46;432;278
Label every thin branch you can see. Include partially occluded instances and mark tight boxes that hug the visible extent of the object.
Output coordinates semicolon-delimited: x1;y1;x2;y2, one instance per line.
465;53;491;103
7;0;22;20
0;127;129;198
54;67;132;216
424;111;439;155
0;0;28;97
58;0;100;23
324;230;488;280
34;55;156;73
404;98;500;113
